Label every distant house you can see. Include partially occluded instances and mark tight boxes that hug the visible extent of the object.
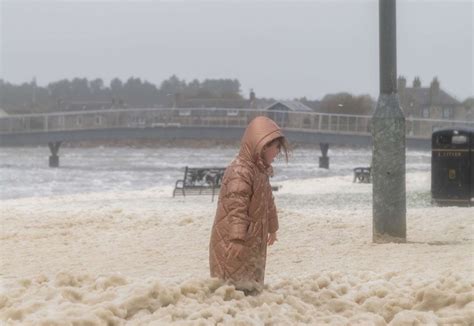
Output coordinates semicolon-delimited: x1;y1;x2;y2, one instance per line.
398;76;470;121
265;100;313;113
264;100;314;127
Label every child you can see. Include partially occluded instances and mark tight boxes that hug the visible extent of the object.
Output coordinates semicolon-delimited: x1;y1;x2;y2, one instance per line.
209;116;289;293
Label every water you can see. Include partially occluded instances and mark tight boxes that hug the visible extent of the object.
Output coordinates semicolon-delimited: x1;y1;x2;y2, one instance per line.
0;146;431;200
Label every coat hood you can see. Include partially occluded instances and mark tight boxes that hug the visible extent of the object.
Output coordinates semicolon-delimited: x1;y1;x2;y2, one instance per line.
238;116;283;171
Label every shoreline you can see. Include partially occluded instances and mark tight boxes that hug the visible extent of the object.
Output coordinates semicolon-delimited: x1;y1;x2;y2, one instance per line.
0;138;374;150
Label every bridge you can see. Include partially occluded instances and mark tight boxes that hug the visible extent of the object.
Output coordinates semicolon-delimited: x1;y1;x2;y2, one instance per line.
0;107;471;166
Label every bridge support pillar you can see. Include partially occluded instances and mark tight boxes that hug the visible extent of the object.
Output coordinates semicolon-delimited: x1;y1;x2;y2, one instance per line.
319;143;329;169
48;141;62;168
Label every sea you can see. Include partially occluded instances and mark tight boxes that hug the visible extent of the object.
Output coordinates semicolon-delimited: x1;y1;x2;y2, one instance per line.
0;145;431;200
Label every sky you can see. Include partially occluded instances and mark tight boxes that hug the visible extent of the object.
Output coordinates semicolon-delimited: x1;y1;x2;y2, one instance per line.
0;0;472;101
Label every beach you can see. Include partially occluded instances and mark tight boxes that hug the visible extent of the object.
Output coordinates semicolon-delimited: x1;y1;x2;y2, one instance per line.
1;169;473;325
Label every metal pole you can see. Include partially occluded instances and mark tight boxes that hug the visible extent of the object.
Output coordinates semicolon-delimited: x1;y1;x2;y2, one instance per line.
372;0;406;243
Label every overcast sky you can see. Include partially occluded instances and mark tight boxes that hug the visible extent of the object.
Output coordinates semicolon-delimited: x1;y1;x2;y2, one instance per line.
1;0;472;101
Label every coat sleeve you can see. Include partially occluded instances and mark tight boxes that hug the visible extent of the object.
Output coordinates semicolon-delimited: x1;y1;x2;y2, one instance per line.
268;194;279;234
222;166;253;241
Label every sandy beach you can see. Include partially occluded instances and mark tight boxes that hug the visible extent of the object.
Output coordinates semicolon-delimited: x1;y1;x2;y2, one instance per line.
1;171;473;325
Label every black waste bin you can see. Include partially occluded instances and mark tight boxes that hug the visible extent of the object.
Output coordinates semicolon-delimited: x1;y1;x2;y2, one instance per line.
431;127;473;206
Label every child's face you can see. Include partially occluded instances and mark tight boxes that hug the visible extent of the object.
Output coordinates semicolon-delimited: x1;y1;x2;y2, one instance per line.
262;141;281;166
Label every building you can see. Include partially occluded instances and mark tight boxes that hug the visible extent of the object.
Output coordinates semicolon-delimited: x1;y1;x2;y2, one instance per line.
398;76;470;121
264;100;314;127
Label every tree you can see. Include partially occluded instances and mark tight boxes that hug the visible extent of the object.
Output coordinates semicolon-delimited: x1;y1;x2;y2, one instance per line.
70;78;91;100
160;75;185;97
183;79;200;98
199;78;242;99
110;78;123;93
320;93;375;115
90;78;104;94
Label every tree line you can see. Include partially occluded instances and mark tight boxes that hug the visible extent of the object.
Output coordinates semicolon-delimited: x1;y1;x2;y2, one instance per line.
0;75;379;115
299;93;376;115
6;75;470;116
0;76;243;114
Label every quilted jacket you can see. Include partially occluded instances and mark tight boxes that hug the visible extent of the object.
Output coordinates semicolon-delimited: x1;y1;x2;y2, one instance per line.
209;116;283;288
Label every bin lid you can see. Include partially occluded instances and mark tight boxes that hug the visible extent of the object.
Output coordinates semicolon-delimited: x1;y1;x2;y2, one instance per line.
432;127;473;149
432;127;474;136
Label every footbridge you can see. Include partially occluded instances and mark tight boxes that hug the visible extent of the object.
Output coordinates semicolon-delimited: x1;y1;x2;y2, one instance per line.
0;107;471;166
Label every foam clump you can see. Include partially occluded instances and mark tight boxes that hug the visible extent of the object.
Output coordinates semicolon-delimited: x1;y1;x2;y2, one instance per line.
1;273;473;325
3;271;471;325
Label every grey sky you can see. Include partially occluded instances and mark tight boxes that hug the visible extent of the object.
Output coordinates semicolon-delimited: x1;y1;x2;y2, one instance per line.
1;0;472;101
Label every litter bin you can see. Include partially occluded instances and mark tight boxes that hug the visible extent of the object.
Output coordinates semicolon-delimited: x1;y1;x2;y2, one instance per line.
431;127;473;206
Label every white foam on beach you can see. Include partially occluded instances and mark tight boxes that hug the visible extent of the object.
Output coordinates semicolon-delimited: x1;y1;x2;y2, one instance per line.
1;271;473;325
1;171;473;325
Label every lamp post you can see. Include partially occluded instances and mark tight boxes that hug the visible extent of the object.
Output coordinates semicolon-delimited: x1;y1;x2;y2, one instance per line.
372;0;406;243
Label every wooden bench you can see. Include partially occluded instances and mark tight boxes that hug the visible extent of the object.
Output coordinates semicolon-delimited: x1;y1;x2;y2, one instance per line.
173;166;226;201
353;167;371;183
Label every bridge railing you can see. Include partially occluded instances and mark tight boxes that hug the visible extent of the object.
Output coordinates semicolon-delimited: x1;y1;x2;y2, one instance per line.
0;107;472;139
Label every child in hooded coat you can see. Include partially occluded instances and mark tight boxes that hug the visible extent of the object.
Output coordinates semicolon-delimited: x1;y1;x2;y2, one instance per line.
209;116;289;292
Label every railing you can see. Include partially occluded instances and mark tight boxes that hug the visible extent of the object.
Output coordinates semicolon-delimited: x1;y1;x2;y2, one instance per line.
0;107;472;139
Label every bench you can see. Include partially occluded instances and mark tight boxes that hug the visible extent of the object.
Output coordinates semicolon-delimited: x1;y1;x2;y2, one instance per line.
173;166;226;201
353;167;371;183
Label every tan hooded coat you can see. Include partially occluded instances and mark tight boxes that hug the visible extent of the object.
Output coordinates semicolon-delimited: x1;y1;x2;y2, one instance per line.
209;116;283;287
